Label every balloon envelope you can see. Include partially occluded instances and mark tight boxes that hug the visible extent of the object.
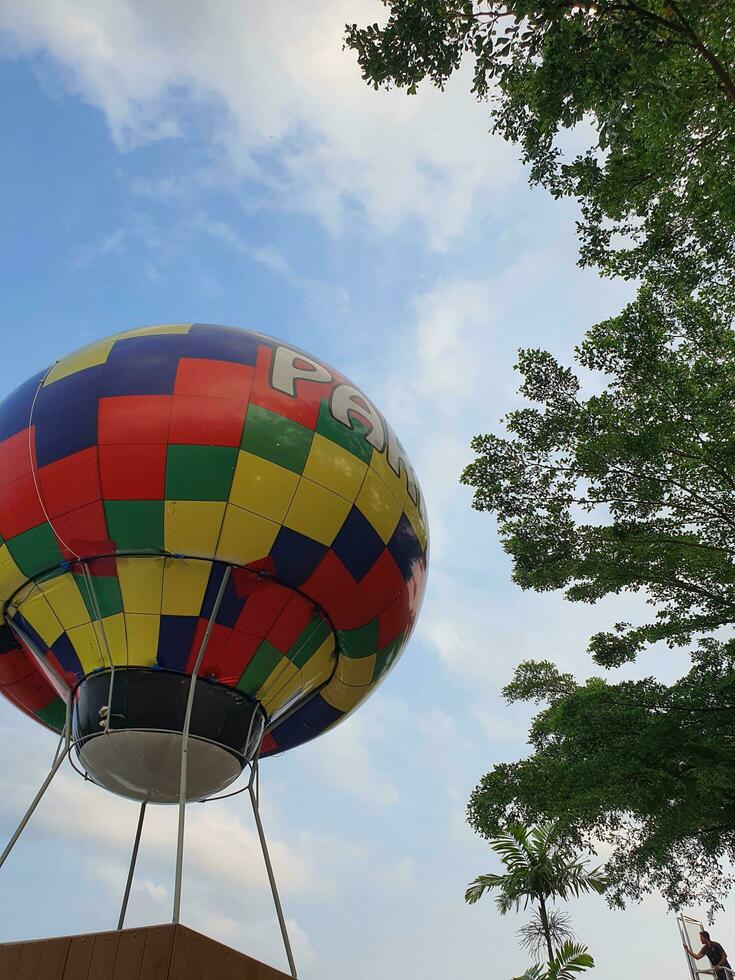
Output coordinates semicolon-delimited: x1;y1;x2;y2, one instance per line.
0;324;428;775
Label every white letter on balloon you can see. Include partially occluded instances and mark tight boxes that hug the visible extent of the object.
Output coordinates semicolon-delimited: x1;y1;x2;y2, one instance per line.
271;346;332;396
330;385;385;452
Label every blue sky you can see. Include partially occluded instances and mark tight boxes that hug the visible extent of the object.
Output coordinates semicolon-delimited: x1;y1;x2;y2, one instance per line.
0;3;728;978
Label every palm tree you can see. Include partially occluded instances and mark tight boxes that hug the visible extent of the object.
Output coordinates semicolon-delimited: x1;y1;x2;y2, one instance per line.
465;822;606;971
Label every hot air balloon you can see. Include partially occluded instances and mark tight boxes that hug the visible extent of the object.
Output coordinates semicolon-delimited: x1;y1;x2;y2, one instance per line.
0;323;428;971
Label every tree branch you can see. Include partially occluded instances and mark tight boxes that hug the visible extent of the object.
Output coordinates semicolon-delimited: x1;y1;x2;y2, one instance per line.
668;1;735;107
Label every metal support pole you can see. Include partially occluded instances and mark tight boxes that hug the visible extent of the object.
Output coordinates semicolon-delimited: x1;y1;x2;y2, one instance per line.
82;562;116;732
172;564;231;924
117;800;147;930
0;691;72;871
248;763;297;978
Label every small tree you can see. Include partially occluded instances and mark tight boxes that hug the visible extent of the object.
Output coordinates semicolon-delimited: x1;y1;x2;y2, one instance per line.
465;822;605;974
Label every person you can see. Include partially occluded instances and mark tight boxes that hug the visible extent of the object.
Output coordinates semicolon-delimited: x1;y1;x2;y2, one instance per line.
685;930;732;979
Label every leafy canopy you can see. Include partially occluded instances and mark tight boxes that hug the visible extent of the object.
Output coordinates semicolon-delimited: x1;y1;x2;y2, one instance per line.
469;652;735;912
347;0;735;922
462;284;735;668
346;2;735;289
460;278;735;911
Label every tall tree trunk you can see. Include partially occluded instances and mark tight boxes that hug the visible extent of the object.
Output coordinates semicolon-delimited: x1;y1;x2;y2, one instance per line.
538;895;554;966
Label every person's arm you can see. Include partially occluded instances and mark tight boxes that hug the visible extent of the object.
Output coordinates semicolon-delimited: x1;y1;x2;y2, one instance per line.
684;944;706;960
713;945;728;968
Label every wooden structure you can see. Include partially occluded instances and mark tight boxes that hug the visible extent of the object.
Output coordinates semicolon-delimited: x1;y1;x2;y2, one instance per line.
0;923;292;979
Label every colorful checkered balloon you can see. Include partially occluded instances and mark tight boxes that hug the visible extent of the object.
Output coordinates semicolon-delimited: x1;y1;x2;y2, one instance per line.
0;325;428;755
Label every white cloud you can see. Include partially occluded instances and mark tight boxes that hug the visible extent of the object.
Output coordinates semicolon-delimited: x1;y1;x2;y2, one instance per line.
413;280;492;405
136;876;167;904
371;223;615;564
0;0;520;248
473;707;527;743
417;559;695;712
284;917;317;968
73;227;128;267
0;750;340;903
87;855;168;904
306;713;398;807
376;855;416;889
191;215;293;276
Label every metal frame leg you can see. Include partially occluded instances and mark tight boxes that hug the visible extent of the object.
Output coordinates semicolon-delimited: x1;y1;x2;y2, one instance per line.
117;800;147;930
172;565;231;924
248;760;297;978
0;691;72;871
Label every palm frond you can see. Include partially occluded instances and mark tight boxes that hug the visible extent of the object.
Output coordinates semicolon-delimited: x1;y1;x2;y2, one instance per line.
547;941;594;980
496;890;518;915
465;873;505;905
491;826;534;871
518;908;575;962
529;822;557;855
512;966;544;980
550;858;607;900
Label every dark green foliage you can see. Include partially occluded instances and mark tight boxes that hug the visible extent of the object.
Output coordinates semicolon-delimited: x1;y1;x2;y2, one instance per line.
469;652;735;913
462;286;735;667
347;0;735;917
461;291;735;910
346;2;735;290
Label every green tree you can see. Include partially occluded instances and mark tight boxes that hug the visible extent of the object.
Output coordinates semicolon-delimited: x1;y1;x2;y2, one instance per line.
346;2;735;290
465;822;604;973
461;285;735;668
468;655;735;912
461;288;735;910
347;0;735;919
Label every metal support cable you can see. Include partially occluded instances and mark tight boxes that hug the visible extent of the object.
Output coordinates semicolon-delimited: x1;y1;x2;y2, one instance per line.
172;564;232;924
64;689;72;753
